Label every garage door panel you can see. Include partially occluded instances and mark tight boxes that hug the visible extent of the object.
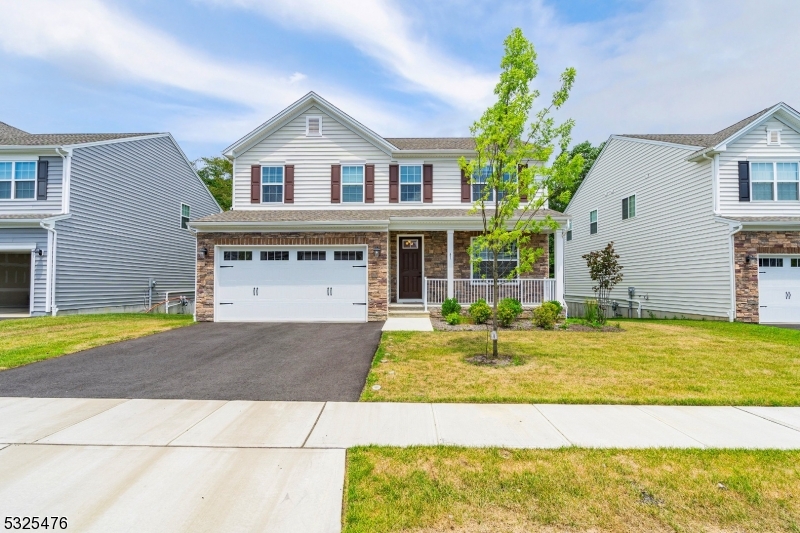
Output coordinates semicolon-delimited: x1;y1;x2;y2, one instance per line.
215;246;368;322
758;256;800;324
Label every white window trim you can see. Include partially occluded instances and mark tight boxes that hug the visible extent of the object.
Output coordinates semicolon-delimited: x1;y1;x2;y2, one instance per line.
260;165;285;204
470;237;520;282
399;164;423;203
0;159;37;201
180;203;190;229
589;209;598;234
766;128;782;146
750;161;800;202
306;115;322;137
470;166;516;202
340;164;365;204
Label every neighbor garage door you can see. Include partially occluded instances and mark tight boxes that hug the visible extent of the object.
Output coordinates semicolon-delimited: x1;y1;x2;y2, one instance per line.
215;246;368;322
758;256;800;323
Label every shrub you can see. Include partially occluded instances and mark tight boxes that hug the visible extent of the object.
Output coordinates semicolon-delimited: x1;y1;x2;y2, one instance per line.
469;299;492;324
584;299;600;323
497;298;523;326
445;312;461;325
441;298;461;317
532;301;560;329
545;300;563;315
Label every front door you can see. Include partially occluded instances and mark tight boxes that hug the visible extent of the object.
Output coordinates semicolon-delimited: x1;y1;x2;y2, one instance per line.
398;237;422;300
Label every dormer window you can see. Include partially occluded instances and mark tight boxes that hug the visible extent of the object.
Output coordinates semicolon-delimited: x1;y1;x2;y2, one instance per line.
306;116;322;137
767;129;781;146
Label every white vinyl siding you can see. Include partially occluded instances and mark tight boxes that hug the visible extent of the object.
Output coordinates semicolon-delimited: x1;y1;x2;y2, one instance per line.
718;118;800;216
565;137;732;319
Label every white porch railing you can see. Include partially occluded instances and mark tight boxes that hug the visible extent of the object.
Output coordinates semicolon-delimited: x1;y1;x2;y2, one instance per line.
424;278;556;308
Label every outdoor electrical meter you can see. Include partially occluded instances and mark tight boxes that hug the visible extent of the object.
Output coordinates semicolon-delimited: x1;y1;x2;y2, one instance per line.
628;287;636;298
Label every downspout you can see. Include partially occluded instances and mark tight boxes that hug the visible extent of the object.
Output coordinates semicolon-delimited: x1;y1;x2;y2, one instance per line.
41;147;71;316
728;221;744;322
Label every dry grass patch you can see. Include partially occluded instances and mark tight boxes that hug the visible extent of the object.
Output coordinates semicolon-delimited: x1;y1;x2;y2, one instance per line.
0;313;193;370
344;447;800;533
361;321;800;405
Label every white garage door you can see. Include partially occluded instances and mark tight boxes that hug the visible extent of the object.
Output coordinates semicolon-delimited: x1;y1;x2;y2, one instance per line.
758;256;800;324
215;246;368;322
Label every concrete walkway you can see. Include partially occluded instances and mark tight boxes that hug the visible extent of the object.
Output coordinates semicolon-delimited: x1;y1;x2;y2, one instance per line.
2;398;800;532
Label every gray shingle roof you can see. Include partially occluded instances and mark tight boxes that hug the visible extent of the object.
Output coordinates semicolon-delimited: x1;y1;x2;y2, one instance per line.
193;208;565;224
730;216;800;224
0;121;158;146
618;104;780;149
385;138;476;150
0;213;57;220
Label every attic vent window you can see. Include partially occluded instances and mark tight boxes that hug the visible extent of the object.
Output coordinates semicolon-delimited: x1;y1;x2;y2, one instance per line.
767;129;781;146
306;116;322;137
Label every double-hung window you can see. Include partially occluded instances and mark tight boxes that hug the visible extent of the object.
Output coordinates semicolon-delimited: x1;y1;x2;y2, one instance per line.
261;166;284;203
471;238;518;280
622;195;635;219
751;162;799;201
0;161;36;200
400;165;422;202
589;210;598;234
471;166;512;202
341;165;364;203
180;204;190;229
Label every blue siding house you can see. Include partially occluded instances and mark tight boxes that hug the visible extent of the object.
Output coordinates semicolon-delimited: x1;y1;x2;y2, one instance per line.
0;121;220;317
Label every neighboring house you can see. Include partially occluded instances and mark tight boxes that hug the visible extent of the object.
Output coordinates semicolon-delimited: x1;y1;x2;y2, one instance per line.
564;102;800;324
190;92;568;322
0;121;220;317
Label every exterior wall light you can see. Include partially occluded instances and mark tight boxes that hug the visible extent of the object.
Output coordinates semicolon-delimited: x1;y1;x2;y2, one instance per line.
198;247;208;260
373;245;380;257
745;255;757;264
33;248;43;257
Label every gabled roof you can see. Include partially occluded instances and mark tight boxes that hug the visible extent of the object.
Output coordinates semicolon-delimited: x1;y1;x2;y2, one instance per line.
223;92;398;157
0;121;158;147
618;103;800;159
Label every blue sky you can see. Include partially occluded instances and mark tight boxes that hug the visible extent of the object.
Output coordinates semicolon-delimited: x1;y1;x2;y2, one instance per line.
0;0;798;161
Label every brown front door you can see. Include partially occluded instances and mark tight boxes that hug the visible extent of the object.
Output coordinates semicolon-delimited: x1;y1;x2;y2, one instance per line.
398;237;422;300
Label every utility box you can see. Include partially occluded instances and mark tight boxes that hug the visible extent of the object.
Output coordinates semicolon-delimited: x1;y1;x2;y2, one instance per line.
628;286;636;298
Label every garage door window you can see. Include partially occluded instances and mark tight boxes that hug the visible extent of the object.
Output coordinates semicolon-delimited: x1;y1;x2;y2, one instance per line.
334;251;364;261
759;257;783;267
223;251;252;261
261;251;289;261
792;259;800;267
297;251;326;261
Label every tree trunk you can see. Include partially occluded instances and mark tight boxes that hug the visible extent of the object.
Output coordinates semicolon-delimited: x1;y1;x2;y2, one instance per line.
492;251;499;358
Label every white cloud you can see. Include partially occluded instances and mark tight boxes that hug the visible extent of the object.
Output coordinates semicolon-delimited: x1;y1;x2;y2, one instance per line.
513;0;800;143
200;0;497;110
0;0;413;141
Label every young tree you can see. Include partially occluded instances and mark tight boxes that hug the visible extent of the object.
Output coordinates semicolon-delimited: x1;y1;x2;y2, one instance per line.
582;242;623;323
549;140;606;212
459;28;584;358
193;156;233;210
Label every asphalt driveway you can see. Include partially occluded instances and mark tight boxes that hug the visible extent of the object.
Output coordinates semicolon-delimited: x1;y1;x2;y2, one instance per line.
0;322;384;401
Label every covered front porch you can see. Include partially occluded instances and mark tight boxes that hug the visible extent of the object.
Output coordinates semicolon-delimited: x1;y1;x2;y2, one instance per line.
388;229;565;310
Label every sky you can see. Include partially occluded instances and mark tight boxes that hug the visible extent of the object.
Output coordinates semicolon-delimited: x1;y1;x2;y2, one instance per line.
0;0;798;161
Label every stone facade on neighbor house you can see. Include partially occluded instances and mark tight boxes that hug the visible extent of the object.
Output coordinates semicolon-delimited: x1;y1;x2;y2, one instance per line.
388;230;550;303
733;231;800;323
196;232;389;322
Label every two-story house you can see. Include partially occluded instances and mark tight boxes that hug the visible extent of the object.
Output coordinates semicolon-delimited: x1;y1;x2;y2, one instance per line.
564;102;800;324
0;121;220;317
190;92;568;322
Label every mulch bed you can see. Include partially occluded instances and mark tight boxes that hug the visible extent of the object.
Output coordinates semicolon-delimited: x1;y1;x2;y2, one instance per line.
431;316;623;332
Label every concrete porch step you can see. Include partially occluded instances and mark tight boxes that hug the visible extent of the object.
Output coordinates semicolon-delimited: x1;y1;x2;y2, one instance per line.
388;304;429;318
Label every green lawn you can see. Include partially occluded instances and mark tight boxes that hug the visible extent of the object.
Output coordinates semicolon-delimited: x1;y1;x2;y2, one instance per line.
344;447;800;533
361;320;800;405
0;313;193;370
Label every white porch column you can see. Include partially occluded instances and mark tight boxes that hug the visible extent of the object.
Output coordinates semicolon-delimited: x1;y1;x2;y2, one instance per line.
555;229;565;305
446;230;454;299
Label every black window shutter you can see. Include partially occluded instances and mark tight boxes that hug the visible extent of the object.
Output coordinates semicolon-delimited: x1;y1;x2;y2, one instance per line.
622;197;628;220
738;161;750;202
37;160;49;200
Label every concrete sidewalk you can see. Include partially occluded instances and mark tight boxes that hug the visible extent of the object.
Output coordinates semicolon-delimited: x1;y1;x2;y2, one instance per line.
2;398;800;532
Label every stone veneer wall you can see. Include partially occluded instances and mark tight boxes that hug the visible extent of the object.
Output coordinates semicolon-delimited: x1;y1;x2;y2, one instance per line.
733;230;800;323
196;231;389;322
389;230;550;303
